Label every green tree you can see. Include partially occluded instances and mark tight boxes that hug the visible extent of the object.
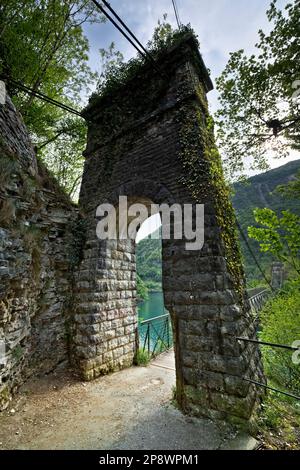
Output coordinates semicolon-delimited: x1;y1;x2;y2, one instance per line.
137;274;149;301
248;208;300;276
146;14;174;51
95;14;179;98
97;42;125;95
216;0;300;177
276;170;300;199
259;283;300;394
39;116;87;199
0;1;105;198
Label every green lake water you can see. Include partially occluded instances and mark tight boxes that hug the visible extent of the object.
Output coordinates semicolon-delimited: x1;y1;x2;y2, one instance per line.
138;291;168;323
137;292;172;351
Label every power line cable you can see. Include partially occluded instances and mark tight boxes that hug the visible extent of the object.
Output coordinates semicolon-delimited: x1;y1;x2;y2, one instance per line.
3;0;170;116
172;0;181;28
235;217;274;291
100;0;164;71
3;76;83;117
242;377;300;401
90;0;166;78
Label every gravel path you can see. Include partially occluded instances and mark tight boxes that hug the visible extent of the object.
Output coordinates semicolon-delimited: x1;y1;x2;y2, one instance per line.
0;351;251;450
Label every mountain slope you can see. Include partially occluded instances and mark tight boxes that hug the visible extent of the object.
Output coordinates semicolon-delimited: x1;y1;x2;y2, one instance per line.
136;229;162;295
232;159;300;281
233;160;300;220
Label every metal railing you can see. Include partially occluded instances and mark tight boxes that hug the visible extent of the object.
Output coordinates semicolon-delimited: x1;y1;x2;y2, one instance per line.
237;336;300;401
247;288;271;314
138;289;300;400
138;289;270;358
241;288;300;400
139;313;173;357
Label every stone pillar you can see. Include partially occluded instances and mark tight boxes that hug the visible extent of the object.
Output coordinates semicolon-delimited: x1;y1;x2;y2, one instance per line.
73;223;137;380
271;262;285;290
163;233;264;422
74;33;265;423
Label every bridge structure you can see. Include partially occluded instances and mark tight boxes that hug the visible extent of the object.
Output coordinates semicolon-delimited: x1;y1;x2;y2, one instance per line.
73;33;265;423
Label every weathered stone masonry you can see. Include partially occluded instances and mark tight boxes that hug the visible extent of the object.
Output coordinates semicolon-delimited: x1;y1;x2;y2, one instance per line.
0;96;77;409
74;34;265;422
0;33;265;423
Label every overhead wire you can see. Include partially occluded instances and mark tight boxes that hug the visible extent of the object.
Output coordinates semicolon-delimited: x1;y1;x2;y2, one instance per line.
172;0;181;28
2;1;174;116
3;76;83;117
235;217;274;291
90;0;166;78
101;0;162;69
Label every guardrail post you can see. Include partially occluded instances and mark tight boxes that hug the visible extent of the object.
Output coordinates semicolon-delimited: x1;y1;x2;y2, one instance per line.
147;322;150;356
167;317;170;349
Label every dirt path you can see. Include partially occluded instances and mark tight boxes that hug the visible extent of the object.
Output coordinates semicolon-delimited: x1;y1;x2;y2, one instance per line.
0;351;254;450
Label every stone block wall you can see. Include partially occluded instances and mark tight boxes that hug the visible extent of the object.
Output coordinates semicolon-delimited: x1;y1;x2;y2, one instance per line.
73;237;137;380
74;33;265;422
0;96;77;409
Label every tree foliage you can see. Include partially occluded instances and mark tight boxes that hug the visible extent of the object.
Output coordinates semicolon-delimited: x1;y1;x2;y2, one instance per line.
0;1;105;198
136;230;162;293
95;16;193;99
276;169;300;199
248;207;300;276
216;0;300;178
259;282;300;394
137;274;149;301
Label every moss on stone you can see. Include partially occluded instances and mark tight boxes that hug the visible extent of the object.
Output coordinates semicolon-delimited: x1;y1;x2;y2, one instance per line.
0;385;11;410
183;384;208;404
177;84;246;305
12;344;24;362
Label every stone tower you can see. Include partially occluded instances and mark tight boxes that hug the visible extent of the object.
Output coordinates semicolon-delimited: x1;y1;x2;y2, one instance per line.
74;33;265;422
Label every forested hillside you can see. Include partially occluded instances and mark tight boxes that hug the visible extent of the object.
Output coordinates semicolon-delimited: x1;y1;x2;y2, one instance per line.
233;160;300;282
136;230;162;298
136;159;300;294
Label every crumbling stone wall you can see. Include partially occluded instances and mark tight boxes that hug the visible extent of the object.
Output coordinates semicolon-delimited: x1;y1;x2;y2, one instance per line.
0;96;77;409
75;34;265;423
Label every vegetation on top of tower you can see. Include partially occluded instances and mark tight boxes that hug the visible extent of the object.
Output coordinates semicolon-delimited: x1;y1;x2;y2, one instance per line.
91;18;198;101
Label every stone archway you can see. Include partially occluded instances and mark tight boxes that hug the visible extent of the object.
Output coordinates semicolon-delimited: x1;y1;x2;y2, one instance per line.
74;34;265;422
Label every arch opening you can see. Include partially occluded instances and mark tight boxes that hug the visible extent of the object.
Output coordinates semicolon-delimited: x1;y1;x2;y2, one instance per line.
136;213;175;367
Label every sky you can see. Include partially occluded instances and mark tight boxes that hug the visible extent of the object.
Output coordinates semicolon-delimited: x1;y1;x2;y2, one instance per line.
83;0;299;241
84;0;280;109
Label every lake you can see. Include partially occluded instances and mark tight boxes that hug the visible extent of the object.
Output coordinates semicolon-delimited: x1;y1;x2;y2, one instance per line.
138;292;172;353
138;291;168;323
